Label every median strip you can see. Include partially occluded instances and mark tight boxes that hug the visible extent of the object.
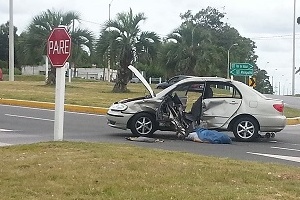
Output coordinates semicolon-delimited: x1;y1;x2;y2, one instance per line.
0;99;108;115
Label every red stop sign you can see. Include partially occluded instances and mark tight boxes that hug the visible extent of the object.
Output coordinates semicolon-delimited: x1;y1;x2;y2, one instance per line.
47;27;72;68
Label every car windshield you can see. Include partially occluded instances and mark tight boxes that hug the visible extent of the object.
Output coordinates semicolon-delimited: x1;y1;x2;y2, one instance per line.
155;83;179;98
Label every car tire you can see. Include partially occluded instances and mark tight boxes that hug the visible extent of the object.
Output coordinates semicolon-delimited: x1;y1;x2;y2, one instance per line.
232;116;259;142
130;113;156;137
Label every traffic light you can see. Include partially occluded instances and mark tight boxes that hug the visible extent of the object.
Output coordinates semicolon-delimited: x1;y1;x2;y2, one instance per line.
297;17;300;24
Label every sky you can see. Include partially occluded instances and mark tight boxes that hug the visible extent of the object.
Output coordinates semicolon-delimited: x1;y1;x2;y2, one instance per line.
0;0;300;94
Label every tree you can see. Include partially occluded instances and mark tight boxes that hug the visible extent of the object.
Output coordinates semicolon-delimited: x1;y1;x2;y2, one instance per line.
96;8;160;92
254;69;273;94
166;26;198;75
0;22;18;70
159;7;259;80
0;22;10;62
21;9;94;84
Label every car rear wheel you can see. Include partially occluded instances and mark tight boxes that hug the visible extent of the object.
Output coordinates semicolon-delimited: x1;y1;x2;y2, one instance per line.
233;117;259;142
130;113;156;137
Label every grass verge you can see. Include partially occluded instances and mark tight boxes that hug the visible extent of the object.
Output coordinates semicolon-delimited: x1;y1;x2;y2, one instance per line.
284;107;300;118
1;142;300;200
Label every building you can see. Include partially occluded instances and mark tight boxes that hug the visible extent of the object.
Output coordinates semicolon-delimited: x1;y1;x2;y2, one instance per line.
21;65;117;81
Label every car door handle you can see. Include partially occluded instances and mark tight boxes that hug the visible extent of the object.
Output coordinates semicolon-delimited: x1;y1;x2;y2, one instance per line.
229;101;239;105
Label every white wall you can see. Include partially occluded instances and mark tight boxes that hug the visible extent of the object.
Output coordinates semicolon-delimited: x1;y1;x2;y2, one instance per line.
21;65;117;81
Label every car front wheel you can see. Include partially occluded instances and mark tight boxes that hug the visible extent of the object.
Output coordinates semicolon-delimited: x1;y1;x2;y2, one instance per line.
232;117;259;142
130;113;156;137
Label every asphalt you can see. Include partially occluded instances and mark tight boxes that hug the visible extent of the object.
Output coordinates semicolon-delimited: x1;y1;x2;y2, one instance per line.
0;98;299;125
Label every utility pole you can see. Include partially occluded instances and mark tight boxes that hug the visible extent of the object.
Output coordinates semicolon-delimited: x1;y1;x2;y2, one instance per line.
292;0;296;95
227;43;238;79
9;0;14;81
107;0;114;82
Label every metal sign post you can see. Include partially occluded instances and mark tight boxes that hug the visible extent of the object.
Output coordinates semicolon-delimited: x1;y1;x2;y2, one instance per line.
47;27;71;141
54;65;66;141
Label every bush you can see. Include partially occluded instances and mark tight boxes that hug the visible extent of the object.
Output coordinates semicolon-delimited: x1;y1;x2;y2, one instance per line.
1;67;21;75
0;60;8;70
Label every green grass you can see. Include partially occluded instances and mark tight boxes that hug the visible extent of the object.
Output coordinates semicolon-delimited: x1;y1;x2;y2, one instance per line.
284;107;300;118
1;142;300;200
0;77;152;107
1;77;300;199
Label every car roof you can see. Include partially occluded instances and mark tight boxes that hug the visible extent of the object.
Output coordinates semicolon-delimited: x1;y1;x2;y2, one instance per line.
173;75;194;78
178;76;230;83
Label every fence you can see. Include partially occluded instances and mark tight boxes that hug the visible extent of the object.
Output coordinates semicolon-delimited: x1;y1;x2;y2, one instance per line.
148;77;162;84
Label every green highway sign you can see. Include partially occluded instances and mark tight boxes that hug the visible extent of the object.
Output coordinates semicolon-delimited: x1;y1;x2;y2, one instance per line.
230;63;254;76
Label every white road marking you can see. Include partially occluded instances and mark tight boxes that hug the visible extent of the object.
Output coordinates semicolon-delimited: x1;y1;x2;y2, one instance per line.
247;152;300;163
0;128;14;132
0;142;12;146
5;114;54;122
0;128;13;132
271;147;300;152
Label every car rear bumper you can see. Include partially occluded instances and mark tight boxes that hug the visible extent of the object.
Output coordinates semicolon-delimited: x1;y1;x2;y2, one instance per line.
256;115;287;132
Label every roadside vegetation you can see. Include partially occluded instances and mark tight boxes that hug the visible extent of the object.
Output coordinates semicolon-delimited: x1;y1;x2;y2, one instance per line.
1;142;300;199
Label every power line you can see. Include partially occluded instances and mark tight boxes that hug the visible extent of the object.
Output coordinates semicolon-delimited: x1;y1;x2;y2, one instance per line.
250;33;300;40
79;18;102;25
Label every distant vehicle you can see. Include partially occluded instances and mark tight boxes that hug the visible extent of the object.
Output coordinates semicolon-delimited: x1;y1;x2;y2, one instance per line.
156;75;193;89
130;77;140;83
106;65;287;142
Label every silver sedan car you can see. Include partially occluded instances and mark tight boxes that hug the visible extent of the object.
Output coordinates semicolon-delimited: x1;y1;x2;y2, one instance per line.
106;66;286;142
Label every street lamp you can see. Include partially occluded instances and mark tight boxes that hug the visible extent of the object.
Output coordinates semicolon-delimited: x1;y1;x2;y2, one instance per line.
279;74;284;95
191;25;199;56
227;43;238;79
191;26;197;48
109;0;114;21
271;68;277;87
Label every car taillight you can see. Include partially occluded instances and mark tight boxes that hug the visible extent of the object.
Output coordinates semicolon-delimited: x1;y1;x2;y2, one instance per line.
273;104;284;113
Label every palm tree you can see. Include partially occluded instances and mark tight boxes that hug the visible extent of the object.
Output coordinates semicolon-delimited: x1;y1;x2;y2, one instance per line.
161;23;217;77
96;9;160;92
21;9;94;84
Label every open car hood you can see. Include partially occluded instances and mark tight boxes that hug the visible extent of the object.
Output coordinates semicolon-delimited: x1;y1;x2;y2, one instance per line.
128;65;155;98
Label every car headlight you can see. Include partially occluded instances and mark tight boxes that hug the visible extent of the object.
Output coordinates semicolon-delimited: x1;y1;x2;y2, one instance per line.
109;103;128;111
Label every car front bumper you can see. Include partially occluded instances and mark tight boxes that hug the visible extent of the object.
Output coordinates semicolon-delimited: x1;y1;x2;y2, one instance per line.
106;110;134;130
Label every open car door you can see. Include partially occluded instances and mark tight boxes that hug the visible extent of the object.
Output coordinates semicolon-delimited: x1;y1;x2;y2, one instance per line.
202;81;242;129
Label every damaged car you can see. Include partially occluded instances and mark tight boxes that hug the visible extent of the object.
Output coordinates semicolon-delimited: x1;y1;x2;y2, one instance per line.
106;65;286;142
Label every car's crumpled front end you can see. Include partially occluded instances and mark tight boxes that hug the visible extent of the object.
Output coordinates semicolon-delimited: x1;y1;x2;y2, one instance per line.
106;95;157;130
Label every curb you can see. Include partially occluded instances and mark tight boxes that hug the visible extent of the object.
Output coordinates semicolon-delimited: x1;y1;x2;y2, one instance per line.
0;99;108;115
286;117;300;125
0;98;299;125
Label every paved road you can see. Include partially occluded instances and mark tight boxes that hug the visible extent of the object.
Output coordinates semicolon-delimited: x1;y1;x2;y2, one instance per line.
1;104;300;167
265;94;300;109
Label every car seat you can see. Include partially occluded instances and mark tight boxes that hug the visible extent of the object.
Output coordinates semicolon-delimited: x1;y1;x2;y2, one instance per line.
203;87;213;99
184;94;203;123
184;87;213;127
